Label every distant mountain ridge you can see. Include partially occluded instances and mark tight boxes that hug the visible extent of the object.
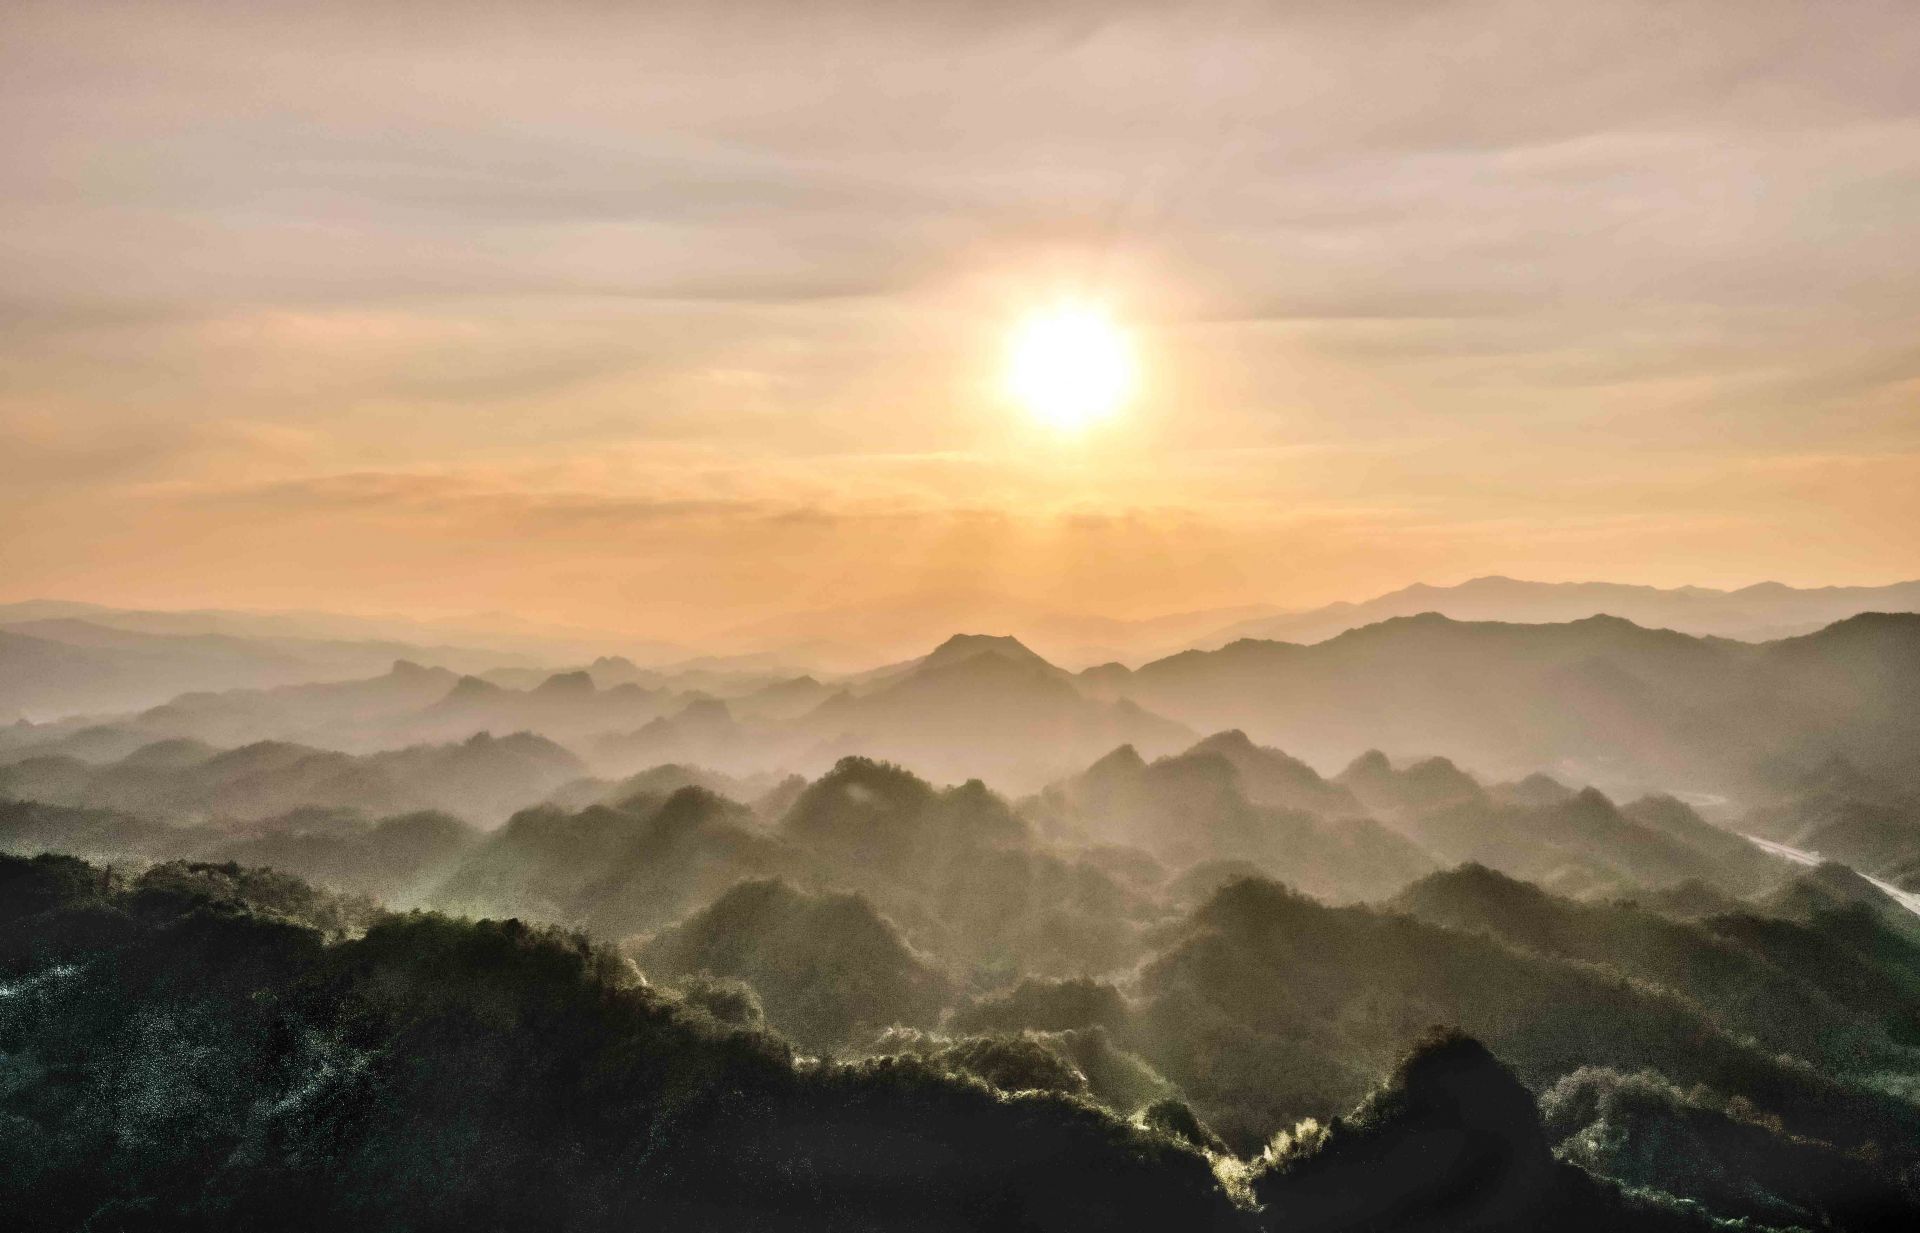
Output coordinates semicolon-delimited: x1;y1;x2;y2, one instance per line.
0;598;686;664
0;614;540;721
1089;610;1920;796
1200;575;1920;649
0;730;584;825
13;611;1920;800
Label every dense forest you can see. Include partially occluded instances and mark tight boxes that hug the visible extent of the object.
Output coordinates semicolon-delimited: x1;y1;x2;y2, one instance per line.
12;0;1920;1222
4;618;1920;1227
8;851;1892;1232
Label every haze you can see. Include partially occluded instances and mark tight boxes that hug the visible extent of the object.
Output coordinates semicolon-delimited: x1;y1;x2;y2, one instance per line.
4;0;1918;647
11;6;1920;1227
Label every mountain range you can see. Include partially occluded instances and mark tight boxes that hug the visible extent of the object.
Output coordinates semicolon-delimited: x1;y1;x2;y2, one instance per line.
1089;611;1920;797
8;575;1916;720
1200;575;1920;650
9;608;1920;801
7;658;1920;1228
0;615;537;721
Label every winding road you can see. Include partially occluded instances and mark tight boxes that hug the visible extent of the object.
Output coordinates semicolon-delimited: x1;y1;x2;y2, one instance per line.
1743;832;1920;918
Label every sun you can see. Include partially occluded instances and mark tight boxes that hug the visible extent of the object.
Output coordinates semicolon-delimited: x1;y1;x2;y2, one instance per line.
1005;301;1137;431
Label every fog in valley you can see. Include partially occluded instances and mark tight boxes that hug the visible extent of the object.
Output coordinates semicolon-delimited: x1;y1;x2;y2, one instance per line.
9;0;1920;1227
5;582;1920;1230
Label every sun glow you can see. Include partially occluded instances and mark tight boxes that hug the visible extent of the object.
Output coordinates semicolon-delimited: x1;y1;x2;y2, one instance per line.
1005;301;1137;431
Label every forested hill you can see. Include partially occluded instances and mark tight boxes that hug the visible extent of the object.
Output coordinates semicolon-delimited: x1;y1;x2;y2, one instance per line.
0;852;1779;1233
3;852;1904;1229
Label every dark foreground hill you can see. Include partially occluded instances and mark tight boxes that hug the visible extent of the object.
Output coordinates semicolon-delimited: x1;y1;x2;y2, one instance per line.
6;749;1920;1228
0;853;1752;1232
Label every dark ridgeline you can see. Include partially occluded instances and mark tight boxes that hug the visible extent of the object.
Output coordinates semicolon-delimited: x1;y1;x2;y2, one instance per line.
7;0;1918;1212
2;611;1920;1228
7;852;1876;1232
4;838;1919;1228
0;852;1236;1232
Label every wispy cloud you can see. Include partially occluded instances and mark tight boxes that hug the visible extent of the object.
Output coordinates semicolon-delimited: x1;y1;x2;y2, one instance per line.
2;0;1917;627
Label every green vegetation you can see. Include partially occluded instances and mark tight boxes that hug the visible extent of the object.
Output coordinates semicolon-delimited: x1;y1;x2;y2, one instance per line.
3;852;1801;1231
4;680;1919;1226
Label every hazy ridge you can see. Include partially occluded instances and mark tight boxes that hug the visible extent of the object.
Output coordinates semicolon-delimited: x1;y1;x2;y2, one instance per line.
4;585;1920;1228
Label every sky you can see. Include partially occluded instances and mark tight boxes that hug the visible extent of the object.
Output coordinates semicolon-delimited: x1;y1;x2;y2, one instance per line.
3;0;1918;646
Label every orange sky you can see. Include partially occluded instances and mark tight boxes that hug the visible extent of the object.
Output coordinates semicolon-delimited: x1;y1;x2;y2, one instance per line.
2;0;1917;644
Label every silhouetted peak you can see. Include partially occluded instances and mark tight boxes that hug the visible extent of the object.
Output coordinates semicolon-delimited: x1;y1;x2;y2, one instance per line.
1341;749;1393;779
658;781;729;810
1336;611;1462;639
1396;862;1544;913
689;875;804;920
1565;612;1637;628
923;632;1054;671
662;876;917;966
1192;873;1311;931
825;752;916;781
1499;771;1576;807
534;670;595;696
389;659;431;678
913;647;1063;685
791;756;932;825
647;783;746;835
1191;728;1257;755
1251;1028;1556;1226
1215;637;1297;655
1519;771;1569;792
1568;785;1619;813
1400;756;1484;796
1368;1029;1542;1144
945;777;996;805
457;729;573;757
1084;743;1147;777
444;674;503;700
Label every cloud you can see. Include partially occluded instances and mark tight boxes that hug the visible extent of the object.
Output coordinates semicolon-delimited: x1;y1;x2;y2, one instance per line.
7;1;1917;321
1;0;1917;627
